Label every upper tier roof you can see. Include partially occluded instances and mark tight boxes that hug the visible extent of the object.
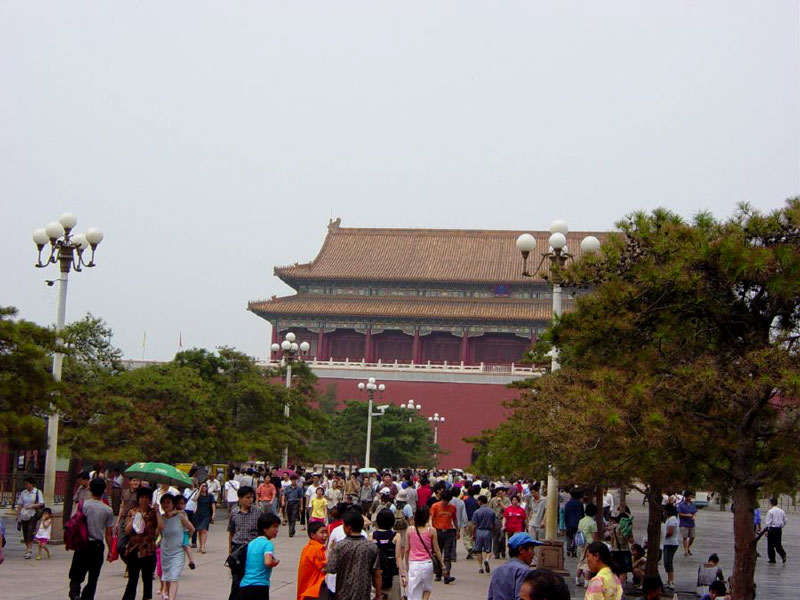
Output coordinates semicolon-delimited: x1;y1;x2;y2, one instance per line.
274;219;609;286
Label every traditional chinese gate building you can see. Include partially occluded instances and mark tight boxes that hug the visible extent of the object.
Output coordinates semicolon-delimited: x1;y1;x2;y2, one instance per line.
248;219;601;468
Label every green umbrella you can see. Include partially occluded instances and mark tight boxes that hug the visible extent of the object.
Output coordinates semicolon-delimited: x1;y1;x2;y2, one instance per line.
358;467;379;474
125;462;193;489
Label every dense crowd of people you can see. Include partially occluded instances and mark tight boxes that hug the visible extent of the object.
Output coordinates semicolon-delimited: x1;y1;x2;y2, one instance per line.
6;464;789;600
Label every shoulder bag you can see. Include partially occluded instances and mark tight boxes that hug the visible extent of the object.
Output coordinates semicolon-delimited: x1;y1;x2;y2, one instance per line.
416;526;442;578
34;490;44;522
610;526;633;573
224;542;249;579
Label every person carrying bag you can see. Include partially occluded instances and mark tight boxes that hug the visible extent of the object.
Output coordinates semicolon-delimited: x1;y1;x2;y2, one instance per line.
401;506;444;600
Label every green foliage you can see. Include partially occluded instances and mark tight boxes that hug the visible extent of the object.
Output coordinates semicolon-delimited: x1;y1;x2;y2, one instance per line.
478;200;800;598
0;307;56;449
173;348;325;464
323;400;438;469
61;314;124;384
319;383;338;415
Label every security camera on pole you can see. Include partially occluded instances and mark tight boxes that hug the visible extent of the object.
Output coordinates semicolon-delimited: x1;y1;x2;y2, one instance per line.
515;220;599;569
270;332;310;469
31;212;104;507
357;377;385;469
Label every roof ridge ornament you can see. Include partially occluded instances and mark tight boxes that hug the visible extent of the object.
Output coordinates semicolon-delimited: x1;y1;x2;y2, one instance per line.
328;217;341;231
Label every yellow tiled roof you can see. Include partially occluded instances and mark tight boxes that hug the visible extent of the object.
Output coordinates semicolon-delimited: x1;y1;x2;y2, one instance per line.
274;220;608;285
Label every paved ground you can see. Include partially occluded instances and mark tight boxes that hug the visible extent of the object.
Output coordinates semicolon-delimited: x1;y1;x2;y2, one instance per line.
1;491;796;599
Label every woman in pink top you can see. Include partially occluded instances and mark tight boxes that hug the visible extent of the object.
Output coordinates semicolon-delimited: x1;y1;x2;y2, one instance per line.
401;506;444;600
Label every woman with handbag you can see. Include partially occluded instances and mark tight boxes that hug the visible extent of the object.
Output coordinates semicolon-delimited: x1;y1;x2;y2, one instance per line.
122;487;159;600
607;515;632;585
15;477;44;559
401;506;443;600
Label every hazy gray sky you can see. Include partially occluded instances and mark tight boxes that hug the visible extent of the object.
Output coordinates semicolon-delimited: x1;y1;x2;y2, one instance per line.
3;1;798;361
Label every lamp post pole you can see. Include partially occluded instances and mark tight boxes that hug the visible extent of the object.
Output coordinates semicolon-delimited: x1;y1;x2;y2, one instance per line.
271;332;310;469
403;399;421;423
428;413;445;463
358;377;385;468
32;213;104;507
516;220;600;543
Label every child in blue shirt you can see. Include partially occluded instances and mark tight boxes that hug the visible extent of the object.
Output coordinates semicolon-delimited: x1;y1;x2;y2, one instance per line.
240;513;281;600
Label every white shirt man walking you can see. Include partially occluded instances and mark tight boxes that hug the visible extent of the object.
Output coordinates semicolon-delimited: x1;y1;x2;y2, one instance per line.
765;497;787;564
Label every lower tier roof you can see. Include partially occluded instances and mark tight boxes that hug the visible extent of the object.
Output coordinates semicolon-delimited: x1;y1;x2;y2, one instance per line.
248;293;574;324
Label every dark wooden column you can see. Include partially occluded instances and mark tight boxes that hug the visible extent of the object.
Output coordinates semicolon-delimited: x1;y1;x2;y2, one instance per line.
317;329;326;361
270;322;278;361
365;327;373;362
412;327;421;363
461;329;470;365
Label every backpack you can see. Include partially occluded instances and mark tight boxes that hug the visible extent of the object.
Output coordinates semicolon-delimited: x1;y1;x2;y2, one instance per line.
619;515;634;538
64;501;89;551
393;508;408;532
373;530;397;590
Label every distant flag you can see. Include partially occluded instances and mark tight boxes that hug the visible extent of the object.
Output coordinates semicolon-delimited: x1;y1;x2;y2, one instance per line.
179;332;183;349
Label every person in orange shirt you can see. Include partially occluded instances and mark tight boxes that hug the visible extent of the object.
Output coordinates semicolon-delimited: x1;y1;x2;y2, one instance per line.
297;521;329;600
430;489;459;584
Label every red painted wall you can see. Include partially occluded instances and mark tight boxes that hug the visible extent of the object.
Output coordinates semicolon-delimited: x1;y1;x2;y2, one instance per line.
314;378;519;470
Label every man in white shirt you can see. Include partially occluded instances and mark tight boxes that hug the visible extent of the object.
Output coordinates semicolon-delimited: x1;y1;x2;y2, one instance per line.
602;487;615;520
206;474;221;503
765;497;787;563
223;475;240;511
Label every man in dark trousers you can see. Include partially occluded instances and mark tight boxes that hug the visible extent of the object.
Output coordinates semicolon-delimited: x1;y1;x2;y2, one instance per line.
765;497;787;563
325;509;381;600
282;475;304;537
430;489;459;584
227;486;263;600
563;489;585;558
69;478;114;600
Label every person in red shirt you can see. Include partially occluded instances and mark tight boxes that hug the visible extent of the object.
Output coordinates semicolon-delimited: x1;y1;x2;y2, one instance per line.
326;503;343;535
503;495;527;541
430;489;459;584
416;478;432;509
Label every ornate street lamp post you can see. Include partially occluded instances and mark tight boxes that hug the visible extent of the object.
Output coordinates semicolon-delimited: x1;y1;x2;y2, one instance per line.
357;377;385;468
32;212;104;506
402;399;421;422
428;412;445;464
516;220;600;543
270;331;310;468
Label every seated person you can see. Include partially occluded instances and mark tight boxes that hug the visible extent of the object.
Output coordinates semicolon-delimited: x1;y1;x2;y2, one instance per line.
631;544;646;585
696;553;725;596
